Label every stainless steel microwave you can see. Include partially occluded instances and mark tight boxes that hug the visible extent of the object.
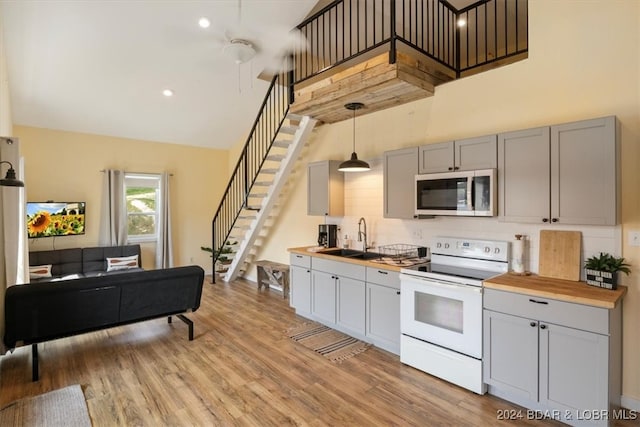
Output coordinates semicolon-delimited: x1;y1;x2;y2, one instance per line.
415;169;496;216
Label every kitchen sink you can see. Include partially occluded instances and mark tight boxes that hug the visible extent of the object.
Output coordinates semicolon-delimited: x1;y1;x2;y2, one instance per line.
322;249;383;260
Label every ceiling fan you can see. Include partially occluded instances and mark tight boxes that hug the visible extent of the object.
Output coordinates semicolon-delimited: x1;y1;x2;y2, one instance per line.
208;0;308;74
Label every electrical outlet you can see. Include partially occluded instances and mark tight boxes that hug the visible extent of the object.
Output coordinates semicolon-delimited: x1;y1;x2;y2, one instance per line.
412;229;423;240
629;231;640;247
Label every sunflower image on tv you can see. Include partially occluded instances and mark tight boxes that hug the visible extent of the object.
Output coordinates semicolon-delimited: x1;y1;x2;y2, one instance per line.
26;202;86;238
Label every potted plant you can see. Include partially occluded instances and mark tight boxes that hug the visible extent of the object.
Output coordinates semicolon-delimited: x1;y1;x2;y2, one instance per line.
584;252;631;290
201;242;237;273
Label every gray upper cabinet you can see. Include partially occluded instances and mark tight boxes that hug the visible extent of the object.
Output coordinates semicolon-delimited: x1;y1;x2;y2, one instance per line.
499;116;619;225
419;135;497;174
551;116;619;225
498;126;551;223
383;147;418;219
418;141;453;173
307;160;344;216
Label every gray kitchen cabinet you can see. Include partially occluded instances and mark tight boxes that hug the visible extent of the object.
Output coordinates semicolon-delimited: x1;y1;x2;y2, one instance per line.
289;254;311;315
383;147;418;219
483;309;541;401
483;288;620;427
311;257;366;334
498;126;551;223
366;267;401;355
307;160;344;216
288;252;401;354
366;282;400;354
311;269;337;324
550;116;619;225
499;116;619;225
336;275;366;336
419;134;497;174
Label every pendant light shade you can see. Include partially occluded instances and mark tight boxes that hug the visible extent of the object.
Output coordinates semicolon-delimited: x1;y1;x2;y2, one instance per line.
338;102;370;172
0;161;24;187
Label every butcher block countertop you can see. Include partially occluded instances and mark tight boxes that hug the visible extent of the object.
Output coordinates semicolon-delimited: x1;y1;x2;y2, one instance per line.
483;273;627;309
287;246;417;272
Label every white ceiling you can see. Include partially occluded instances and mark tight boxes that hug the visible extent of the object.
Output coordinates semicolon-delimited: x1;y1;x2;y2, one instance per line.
0;0;317;149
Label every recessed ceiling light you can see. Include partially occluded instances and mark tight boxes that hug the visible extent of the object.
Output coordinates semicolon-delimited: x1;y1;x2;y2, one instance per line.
198;17;210;28
162;89;174;97
457;18;467;27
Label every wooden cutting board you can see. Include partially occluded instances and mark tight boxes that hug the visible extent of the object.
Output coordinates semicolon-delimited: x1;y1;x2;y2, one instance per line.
538;230;582;281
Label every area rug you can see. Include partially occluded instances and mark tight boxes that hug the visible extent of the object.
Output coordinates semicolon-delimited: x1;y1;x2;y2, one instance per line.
287;322;371;363
0;384;91;427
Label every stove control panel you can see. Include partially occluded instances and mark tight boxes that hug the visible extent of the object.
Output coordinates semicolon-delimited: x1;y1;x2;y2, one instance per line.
431;237;509;262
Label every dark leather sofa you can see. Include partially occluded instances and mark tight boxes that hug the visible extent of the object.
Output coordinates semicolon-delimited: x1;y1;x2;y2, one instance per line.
5;264;205;381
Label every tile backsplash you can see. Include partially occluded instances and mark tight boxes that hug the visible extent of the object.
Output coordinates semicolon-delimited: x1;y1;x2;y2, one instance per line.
327;159;621;277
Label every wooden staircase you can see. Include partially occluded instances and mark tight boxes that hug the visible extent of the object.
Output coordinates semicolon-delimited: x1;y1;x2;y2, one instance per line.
220;114;316;282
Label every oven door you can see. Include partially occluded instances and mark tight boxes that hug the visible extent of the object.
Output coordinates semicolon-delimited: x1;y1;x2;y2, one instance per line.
400;273;483;359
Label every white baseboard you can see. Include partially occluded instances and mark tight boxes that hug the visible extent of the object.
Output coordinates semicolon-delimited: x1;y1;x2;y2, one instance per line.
622;395;640;411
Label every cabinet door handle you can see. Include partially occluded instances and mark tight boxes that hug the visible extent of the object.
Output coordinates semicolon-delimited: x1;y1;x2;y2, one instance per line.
551;218;559;223
296;255;302;258
530;321;537;327
542;218;549;223
448;167;454;171
529;298;549;305
454;166;459;170
377;270;389;275
396;291;401;295
306;270;310;273
540;324;547;330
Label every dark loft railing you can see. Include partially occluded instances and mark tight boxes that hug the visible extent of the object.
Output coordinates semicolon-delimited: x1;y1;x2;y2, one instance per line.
294;0;528;83
211;64;292;282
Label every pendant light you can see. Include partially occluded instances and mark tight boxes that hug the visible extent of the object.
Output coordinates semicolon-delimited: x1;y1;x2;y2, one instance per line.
338;102;370;172
0;161;24;187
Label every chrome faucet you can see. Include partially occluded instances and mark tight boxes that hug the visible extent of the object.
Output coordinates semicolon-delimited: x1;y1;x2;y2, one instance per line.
357;217;368;252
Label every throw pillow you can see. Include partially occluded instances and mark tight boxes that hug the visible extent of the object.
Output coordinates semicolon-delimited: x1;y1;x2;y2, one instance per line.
29;264;52;279
106;254;139;272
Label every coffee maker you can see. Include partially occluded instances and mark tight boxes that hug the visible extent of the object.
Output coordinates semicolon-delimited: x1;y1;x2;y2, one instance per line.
318;224;338;248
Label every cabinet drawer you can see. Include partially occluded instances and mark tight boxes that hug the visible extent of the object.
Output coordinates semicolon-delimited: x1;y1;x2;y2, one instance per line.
313;258;366;281
484;289;609;335
366;267;400;289
290;254;311;269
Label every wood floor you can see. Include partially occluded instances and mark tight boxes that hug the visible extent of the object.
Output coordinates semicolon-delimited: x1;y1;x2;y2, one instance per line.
1;277;636;426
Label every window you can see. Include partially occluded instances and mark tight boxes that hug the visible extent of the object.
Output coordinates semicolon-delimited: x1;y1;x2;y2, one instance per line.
125;173;161;242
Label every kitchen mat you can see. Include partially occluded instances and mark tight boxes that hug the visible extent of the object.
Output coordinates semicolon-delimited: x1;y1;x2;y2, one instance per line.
286;322;371;363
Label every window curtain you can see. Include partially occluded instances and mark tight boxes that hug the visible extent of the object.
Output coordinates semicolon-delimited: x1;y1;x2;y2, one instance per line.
156;172;173;268
99;169;127;246
0;137;27;353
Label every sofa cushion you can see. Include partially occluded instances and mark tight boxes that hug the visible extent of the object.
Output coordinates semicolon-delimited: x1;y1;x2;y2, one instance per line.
82;245;141;273
29;248;83;277
29;264;52;280
106;254;139;272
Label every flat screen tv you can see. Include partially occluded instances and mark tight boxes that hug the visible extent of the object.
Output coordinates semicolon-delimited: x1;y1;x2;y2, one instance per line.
26;202;86;238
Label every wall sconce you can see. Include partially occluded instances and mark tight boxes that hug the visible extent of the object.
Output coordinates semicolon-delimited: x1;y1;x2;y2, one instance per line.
0;161;25;187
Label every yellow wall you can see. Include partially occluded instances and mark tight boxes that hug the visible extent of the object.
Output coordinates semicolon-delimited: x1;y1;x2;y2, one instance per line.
16;126;228;271
256;0;640;402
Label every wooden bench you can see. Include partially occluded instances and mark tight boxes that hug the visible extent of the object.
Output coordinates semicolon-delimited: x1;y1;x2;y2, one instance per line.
256;260;290;299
